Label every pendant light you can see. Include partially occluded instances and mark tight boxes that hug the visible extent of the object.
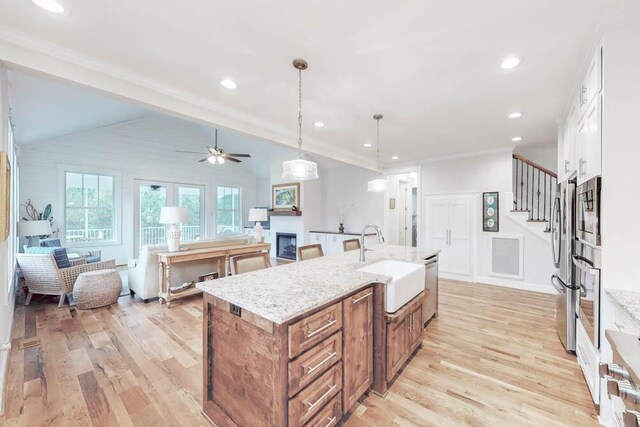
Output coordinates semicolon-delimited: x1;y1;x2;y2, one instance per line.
282;58;319;181
367;114;388;192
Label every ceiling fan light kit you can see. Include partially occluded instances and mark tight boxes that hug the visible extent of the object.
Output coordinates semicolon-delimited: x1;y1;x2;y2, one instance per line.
282;58;319;181
367;114;388;193
175;128;251;165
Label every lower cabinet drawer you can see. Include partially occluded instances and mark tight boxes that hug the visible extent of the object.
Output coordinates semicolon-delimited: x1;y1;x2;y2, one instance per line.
289;362;342;426
304;392;342;427
289;332;342;397
289;302;343;358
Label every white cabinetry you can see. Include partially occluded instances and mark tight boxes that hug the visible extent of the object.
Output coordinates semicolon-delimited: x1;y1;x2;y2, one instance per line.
425;197;472;277
577;94;602;185
560;46;602;185
308;232;327;254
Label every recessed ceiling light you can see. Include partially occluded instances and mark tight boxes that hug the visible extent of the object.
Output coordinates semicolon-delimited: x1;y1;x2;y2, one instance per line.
220;79;237;89
363;143;372;148
391;156;399;160
501;56;521;69
32;0;65;13
313;121;325;128
508;112;523;119
512;136;523;142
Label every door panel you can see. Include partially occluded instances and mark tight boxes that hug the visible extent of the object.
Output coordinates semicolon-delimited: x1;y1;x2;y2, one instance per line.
343;287;373;412
386;316;409;382
137;183;169;251
448;200;471;275
427;200;449;272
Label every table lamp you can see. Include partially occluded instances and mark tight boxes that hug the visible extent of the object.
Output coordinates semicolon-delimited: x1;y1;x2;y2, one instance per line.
159;207;189;252
248;208;268;242
18;220;53;248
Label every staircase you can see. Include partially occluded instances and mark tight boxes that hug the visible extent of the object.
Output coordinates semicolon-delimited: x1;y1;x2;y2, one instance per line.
510;154;557;236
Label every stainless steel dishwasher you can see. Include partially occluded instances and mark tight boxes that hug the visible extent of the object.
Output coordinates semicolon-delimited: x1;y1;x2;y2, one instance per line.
423;254;439;326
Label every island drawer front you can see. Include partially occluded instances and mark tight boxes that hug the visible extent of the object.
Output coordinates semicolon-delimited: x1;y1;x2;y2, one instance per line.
289;302;343;358
288;361;343;426
304;392;342;427
289;331;343;397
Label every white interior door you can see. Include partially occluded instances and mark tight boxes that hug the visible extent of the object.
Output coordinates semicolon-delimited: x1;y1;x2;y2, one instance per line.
426;199;450;272
397;181;408;245
448;199;471;275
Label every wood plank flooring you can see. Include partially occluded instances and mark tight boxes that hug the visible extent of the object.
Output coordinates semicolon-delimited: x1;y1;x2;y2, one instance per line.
1;280;598;426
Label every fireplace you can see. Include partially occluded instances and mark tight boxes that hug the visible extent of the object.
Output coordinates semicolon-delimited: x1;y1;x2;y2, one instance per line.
276;232;297;260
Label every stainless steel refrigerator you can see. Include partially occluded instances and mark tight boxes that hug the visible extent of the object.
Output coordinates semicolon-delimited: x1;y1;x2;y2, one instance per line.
550;179;578;352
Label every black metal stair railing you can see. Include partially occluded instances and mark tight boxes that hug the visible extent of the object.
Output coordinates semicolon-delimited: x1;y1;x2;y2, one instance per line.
512;154;558;225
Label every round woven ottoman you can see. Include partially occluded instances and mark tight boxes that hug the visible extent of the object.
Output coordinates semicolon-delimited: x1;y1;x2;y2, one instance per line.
73;269;122;309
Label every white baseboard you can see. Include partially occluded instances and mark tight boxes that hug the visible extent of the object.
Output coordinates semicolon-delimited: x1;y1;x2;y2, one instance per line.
0;342;11;416
475;275;556;295
439;272;473;283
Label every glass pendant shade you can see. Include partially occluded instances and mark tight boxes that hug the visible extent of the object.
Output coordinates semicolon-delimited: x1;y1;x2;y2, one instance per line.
282;158;319;181
207;156;216;164
367;177;388;192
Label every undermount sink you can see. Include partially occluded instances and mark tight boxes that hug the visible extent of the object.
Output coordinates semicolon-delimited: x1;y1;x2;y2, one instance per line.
357;260;425;313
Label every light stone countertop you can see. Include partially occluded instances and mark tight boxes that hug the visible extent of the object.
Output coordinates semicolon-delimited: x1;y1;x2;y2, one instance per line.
196;244;439;324
607;288;640;326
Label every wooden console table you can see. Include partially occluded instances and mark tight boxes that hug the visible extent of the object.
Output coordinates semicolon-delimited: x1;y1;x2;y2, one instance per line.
157;242;271;308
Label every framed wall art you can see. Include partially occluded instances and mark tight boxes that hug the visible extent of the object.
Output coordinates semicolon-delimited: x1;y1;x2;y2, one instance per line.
0;152;10;242
272;182;300;210
482;191;499;232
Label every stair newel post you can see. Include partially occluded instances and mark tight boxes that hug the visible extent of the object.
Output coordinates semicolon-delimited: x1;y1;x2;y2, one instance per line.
514;157;518;210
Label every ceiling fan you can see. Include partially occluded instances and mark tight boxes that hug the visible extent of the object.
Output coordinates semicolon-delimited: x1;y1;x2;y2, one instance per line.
175;129;251;165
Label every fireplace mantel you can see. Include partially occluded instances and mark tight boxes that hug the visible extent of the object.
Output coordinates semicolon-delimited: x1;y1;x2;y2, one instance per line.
268;210;302;217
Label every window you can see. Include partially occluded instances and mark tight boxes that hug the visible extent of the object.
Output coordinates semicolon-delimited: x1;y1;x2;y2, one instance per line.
216;186;241;235
65;172;116;243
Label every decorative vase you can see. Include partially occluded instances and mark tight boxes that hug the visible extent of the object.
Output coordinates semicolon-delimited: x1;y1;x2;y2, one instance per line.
338;223;345;234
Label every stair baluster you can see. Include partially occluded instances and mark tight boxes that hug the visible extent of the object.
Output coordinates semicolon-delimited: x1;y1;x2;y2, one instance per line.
512;154;558;228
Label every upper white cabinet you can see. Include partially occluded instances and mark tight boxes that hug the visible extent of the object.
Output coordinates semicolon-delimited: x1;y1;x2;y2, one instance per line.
580;48;602;115
561;46;602;185
577;94;602;185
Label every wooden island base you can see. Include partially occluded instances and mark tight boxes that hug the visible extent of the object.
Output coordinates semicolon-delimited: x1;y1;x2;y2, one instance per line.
202;283;427;427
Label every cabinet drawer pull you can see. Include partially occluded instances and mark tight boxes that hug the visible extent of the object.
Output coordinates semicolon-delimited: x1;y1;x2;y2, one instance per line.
325;416;337;427
307;384;337;412
307;320;337;338
352;292;372;304
307;352;337;373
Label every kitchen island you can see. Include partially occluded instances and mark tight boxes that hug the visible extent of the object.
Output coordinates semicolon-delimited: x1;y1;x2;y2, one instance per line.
197;244;439;427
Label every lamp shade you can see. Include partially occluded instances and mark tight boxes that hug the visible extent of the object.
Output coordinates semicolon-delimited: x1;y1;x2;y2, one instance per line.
282;159;319;181
17;220;52;237
367;178;388;193
248;208;268;222
159;207;189;225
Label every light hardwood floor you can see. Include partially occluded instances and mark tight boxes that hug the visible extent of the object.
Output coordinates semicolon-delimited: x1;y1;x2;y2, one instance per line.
1;280;598;426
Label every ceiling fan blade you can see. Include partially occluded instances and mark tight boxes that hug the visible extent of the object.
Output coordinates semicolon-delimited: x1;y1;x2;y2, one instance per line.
176;150;207;154
198;157;210;162
225;153;251;158
225;156;242;163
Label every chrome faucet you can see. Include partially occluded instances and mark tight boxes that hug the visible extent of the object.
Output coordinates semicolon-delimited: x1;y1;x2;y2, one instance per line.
360;224;385;262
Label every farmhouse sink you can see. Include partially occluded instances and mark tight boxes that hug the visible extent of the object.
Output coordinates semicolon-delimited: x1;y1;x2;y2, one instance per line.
357;260;425;313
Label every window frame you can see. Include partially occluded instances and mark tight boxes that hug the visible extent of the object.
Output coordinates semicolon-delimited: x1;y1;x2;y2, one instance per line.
216;186;243;236
58;165;122;248
7;119;18;299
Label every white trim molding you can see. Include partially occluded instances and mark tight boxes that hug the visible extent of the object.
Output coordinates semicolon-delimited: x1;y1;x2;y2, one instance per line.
475;276;555;295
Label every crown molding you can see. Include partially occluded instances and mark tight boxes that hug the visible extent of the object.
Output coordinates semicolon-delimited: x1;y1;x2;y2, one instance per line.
0;25;377;170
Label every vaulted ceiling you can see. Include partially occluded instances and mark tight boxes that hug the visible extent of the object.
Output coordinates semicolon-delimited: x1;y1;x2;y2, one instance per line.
0;0;605;168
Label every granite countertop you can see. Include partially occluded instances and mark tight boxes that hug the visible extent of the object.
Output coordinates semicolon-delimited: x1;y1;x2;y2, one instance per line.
607;288;640;326
197;244;439;324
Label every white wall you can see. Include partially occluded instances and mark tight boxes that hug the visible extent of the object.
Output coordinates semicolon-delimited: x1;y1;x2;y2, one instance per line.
18;117;262;264
421;151;554;289
600;5;640;293
0;69;16;414
320;166;384;233
514;144;558;174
